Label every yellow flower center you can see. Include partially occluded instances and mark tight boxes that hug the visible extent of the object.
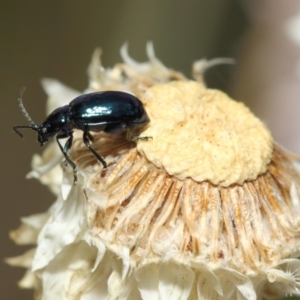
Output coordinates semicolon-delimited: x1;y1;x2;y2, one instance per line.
137;81;273;186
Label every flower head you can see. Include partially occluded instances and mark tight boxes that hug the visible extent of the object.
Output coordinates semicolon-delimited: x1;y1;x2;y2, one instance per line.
7;44;300;300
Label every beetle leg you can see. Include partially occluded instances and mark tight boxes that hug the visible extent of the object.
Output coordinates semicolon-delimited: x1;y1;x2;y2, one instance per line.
87;131;94;142
83;130;107;168
56;133;77;183
126;128;153;141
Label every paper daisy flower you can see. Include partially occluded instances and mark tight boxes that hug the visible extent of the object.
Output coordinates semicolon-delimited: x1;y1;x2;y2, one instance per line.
7;43;300;300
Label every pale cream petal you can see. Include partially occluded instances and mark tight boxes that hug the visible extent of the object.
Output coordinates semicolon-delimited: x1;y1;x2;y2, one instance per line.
18;270;37;289
40;242;96;300
9;213;49;245
192;57;235;82
6;248;36;268
213;268;255;300
191;263;223;298
158;262;194;300
32;185;86;271
41;78;81;114
135;264;160;300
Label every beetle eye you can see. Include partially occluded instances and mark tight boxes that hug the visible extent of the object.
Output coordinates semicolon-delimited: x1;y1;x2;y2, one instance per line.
42;128;47;133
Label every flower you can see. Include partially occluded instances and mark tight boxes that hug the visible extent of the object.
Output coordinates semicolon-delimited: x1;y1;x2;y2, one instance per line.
7;43;300;300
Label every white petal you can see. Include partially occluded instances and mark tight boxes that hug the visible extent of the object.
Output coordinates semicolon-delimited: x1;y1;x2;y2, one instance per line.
108;265;139;299
266;259;300;297
192;262;223;298
146;41;156;60
192;58;235;76
18;270;37;289
27;141;63;195
41;242;97;300
6;248;36;268
85;235;106;272
120;43;146;71
135;264;160;300
10;212;49;245
215;268;256;300
158;262;194;300
32;185;86;271
41;78;80;114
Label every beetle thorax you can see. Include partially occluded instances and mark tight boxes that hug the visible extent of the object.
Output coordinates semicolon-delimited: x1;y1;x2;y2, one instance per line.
37;105;71;146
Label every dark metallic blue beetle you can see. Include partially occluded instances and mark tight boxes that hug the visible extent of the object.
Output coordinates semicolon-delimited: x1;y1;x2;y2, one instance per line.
13;88;150;182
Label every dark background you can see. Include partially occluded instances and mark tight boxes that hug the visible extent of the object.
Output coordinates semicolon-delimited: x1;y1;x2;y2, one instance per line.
1;1;300;299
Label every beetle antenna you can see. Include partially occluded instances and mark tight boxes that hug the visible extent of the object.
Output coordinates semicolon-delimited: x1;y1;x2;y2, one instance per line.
13;125;38;138
18;87;38;129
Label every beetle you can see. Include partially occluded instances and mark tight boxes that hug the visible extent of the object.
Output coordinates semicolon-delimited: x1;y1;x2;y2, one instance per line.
13;88;151;183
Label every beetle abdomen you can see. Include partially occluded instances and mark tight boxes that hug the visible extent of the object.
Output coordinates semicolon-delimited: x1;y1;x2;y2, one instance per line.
69;91;149;130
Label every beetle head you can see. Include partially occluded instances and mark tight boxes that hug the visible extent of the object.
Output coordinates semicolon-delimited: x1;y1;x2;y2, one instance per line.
13;88;70;146
36;105;70;147
36;118;61;146
37;126;50;146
